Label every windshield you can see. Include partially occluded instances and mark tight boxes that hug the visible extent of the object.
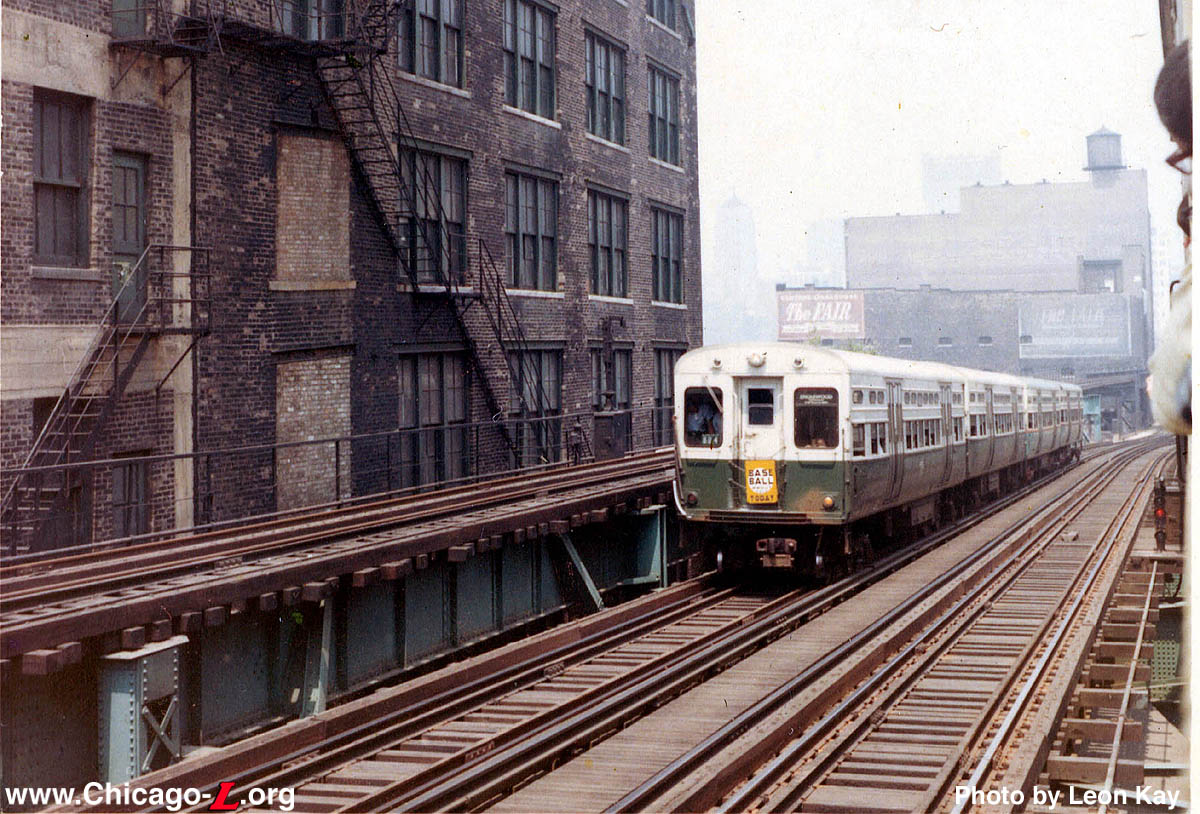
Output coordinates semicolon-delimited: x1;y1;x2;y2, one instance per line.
684;387;723;447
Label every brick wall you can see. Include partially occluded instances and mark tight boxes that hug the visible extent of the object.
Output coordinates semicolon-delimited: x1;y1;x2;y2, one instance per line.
4;1;703;534
276;354;352;509
276;130;351;282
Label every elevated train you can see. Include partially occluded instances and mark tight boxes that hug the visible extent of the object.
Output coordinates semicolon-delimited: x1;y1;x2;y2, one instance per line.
673;343;1083;574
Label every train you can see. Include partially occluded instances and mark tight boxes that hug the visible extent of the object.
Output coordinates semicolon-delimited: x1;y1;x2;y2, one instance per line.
672;342;1083;575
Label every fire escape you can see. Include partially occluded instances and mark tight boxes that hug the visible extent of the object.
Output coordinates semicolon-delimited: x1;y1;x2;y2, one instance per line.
227;0;551;463
0;4;217;555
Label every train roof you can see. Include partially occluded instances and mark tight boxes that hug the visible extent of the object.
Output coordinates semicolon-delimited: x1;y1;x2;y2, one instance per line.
676;342;1080;394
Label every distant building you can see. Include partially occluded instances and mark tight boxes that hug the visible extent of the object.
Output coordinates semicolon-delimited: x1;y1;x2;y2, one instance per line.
708;193;771;343
790;130;1154;432
920;152;1003;214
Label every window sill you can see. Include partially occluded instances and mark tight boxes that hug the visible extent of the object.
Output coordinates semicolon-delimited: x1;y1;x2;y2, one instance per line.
502;105;562;129
270;280;356;291
396;283;475;295
31;266;104;282
645;14;682;40
589;294;634;305
652;300;687;310
506;288;564;299
585;132;630;153
649;156;685;173
398;71;471;99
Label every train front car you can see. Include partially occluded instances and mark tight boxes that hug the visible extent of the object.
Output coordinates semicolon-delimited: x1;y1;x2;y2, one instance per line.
673;344;852;575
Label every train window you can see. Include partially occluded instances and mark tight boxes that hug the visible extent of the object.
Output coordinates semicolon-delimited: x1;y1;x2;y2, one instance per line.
683;387;723;447
747;388;774;425
872;422;887;453
852;424;865;456
794;388;838;448
953;416;963;442
853;390;864;404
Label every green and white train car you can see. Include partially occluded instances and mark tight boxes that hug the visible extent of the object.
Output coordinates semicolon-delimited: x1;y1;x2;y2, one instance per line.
673;343;1082;572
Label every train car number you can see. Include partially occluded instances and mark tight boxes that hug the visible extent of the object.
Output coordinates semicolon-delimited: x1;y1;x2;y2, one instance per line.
745;460;778;504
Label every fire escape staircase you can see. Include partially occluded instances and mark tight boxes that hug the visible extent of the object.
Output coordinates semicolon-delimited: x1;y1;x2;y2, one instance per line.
1;248;211;555
309;1;550;460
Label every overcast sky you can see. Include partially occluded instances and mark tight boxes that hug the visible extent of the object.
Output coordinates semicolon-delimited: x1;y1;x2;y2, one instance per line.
695;1;1185;287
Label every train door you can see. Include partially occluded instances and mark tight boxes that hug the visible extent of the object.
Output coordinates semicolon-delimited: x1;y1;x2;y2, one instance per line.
984;387;995;469
886;380;904;499
939;383;953;484
737;379;785;503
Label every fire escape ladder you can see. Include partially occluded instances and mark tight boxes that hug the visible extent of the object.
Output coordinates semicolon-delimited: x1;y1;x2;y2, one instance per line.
1;246;212;554
313;1;556;463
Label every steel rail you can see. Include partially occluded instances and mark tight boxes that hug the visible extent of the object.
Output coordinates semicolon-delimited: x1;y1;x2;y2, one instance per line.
616;443;1157;814
0;451;673;611
947;453;1163;814
119;581;736;814
341;448;1137;812
1096;561;1159;814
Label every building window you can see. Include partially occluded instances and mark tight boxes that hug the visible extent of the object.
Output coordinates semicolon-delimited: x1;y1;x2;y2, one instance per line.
34;90;89;267
651;207;683;303
1080;260;1122;293
399;0;463;87
898;337;912;347
978;335;993;346
508;349;563;466
112;0;147;38
505;172;557;290
592;347;633;450
277;0;345;40
653;348;682;445
112;456;149;539
400;148;466;284
588;189;627;297
397;353;470;488
646;0;676;29
504;0;555;119
647;65;680;165
585;31;625;144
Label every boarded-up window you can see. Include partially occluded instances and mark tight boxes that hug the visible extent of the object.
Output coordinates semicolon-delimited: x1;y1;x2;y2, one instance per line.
34;90;89;266
275;133;350;282
275;356;351;510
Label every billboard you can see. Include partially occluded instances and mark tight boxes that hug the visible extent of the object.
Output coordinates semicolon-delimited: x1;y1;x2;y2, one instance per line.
1017;295;1131;359
778;290;865;341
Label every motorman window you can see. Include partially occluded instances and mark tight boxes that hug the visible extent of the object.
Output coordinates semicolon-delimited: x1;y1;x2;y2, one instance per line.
747;388;774;426
794;388;838;448
684;387;722;447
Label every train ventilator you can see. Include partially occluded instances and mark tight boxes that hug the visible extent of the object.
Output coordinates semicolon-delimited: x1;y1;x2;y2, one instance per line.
672;343;1082;575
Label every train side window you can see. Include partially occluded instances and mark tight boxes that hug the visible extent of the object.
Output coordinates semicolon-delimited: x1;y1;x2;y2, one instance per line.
794;388;838;448
683;387;723;447
852;424;865;456
747;388;774;425
853;390;864;404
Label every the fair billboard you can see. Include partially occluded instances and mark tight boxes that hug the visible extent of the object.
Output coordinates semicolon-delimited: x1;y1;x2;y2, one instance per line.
777;290;865;341
1017;295;1131;358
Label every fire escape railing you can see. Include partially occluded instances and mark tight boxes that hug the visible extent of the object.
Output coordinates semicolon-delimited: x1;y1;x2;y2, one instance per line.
1;246;211;554
307;0;555;464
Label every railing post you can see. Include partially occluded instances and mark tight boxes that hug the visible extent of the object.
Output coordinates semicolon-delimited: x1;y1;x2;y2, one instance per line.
334;438;342;505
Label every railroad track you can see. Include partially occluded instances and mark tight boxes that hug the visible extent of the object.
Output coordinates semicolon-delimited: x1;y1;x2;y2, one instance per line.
0;450;674;613
616;441;1164;814
104;442;1155;813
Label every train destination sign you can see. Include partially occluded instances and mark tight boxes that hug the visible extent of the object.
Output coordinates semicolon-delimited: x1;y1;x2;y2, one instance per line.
778;290;865;341
745;460;779;504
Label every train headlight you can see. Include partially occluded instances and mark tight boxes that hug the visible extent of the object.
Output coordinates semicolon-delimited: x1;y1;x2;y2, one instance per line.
685;491;699;506
748;352;765;367
822;496;836;510
712;358;722;369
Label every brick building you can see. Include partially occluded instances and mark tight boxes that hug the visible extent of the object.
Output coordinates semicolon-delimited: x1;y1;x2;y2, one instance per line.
1;0;702;551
